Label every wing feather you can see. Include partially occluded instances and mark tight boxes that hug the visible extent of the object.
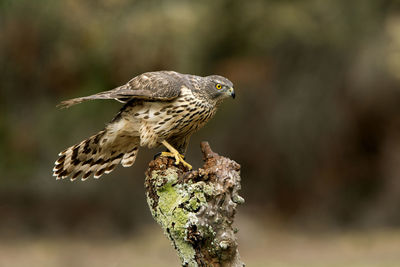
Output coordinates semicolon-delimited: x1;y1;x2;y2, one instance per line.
58;71;184;109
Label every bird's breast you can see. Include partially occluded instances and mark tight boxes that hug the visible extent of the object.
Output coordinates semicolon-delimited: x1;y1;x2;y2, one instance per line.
168;90;216;135
132;88;216;147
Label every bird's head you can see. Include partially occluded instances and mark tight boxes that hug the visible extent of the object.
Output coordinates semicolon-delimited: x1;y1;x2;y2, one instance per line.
204;75;235;101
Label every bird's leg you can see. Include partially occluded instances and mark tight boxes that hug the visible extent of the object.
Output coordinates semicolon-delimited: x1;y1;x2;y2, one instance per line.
161;140;192;170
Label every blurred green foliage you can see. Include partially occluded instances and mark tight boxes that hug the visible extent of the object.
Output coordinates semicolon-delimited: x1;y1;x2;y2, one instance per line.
2;0;400;235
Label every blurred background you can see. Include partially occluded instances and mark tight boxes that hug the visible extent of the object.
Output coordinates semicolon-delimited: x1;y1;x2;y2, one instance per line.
2;0;400;266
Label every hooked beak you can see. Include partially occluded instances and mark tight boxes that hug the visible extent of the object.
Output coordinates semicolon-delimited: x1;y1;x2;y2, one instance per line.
228;87;235;99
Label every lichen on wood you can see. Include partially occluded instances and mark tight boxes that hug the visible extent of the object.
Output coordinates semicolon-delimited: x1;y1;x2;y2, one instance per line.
145;142;245;267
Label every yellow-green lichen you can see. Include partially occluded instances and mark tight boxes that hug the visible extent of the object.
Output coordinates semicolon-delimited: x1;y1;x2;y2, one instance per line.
148;168;211;265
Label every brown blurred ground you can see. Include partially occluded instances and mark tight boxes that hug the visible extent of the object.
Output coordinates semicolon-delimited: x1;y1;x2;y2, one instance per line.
1;216;400;267
2;0;400;264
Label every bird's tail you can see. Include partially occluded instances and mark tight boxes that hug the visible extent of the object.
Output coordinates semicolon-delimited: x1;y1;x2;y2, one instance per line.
53;129;139;181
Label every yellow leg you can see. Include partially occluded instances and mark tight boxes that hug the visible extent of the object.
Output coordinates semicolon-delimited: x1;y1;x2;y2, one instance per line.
161;140;192;170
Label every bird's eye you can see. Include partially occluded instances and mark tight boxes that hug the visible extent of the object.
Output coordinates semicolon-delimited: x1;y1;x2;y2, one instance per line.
215;83;222;90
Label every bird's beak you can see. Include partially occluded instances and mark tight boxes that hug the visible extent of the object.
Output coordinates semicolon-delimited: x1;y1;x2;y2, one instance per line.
228;87;235;99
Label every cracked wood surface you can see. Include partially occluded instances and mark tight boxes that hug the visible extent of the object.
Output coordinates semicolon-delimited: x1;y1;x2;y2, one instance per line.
145;142;245;267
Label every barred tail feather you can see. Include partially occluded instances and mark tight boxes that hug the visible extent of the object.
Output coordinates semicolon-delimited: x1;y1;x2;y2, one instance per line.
53;129;140;181
121;147;139;167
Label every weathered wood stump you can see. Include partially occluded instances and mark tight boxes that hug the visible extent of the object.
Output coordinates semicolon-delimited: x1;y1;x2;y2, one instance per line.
145;142;245;267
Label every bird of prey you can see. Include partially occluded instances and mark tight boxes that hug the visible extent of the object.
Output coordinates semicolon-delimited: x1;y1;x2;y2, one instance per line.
53;71;235;181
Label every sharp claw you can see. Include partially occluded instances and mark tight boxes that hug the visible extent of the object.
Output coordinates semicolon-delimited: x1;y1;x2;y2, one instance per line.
153;152;162;160
173;154;181;165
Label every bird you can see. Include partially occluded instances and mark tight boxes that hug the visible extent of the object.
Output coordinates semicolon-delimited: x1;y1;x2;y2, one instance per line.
53;71;235;181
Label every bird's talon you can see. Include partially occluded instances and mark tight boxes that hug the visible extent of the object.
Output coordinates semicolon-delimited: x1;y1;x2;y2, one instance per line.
160;150;192;170
153;152;162;160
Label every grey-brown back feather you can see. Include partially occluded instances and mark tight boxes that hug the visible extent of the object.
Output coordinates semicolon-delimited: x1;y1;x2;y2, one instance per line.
57;71;185;109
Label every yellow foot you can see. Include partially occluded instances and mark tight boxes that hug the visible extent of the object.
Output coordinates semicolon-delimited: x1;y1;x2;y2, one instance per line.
160;151;192;170
161;140;192;170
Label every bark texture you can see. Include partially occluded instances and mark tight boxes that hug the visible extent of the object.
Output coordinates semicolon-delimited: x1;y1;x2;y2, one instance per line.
145;142;245;267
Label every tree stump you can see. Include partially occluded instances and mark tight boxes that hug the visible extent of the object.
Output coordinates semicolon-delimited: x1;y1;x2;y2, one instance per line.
145;142;245;267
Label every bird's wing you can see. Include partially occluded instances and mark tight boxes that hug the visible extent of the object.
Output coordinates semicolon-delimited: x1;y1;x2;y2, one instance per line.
57;71;183;109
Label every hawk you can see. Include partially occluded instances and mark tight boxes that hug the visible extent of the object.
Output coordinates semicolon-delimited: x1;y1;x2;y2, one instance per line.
53;71;235;181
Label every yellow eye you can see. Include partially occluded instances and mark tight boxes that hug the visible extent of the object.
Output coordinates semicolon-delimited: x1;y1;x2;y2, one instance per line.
215;83;222;90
